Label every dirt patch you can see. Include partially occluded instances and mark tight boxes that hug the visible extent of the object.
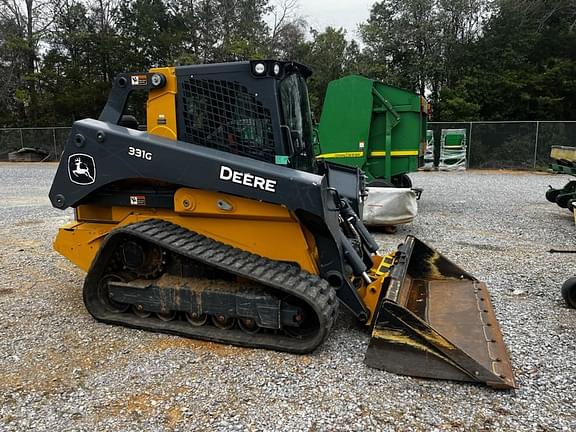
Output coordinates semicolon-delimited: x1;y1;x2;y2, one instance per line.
0;340;124;395
102;386;190;424
142;336;245;357
106;392;161;418
296;355;313;366
165;405;184;428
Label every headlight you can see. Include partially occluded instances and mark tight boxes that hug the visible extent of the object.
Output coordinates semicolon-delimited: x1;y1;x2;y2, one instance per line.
253;62;266;75
273;63;281;75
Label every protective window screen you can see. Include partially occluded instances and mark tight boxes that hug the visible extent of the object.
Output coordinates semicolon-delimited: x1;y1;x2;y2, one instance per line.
180;78;275;163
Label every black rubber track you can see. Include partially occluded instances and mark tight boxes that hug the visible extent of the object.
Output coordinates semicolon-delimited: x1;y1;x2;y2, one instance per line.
83;219;339;353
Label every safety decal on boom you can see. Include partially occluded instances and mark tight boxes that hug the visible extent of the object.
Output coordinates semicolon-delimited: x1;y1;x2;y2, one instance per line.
68;153;96;185
130;75;147;86
130;195;146;206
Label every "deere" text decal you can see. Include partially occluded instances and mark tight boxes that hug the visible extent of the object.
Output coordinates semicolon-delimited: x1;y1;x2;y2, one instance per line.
219;165;276;193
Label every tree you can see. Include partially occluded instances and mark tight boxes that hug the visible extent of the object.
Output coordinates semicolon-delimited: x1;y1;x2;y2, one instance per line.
117;0;183;69
438;0;576;120
359;0;491;118
89;0;122;82
41;0;111;124
0;0;53;125
266;0;306;57
0;16;27;125
1;0;574;127
360;0;441;97
298;27;349;114
218;0;270;60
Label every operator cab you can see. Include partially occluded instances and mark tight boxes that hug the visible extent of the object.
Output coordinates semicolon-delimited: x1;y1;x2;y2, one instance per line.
101;60;318;173
174;60;317;173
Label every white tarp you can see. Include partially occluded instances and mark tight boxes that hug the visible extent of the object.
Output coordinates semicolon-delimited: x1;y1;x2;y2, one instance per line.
422;143;435;170
362;187;418;226
439;128;467;171
423;130;434;170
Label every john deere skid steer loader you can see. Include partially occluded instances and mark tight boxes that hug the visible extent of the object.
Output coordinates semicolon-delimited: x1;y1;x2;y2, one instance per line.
49;60;515;388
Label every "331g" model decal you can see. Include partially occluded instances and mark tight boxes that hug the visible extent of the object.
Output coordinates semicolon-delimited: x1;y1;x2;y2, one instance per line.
128;146;152;160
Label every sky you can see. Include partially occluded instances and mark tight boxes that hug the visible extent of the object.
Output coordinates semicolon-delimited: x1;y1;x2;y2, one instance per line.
296;1;376;40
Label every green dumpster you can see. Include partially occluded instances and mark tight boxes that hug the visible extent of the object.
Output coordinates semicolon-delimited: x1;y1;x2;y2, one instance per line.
316;75;429;187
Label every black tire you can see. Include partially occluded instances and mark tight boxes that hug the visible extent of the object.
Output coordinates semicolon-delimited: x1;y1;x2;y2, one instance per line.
561;277;576;308
545;188;560;203
392;174;413;188
556;193;572;209
369;178;394;188
370;174;413;189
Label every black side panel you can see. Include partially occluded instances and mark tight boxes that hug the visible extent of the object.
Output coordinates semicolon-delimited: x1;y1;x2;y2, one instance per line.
322;162;363;217
49;119;324;216
49;118;369;320
79;184;176;209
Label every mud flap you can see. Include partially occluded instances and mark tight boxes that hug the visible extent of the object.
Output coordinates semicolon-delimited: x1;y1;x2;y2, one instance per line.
365;236;516;389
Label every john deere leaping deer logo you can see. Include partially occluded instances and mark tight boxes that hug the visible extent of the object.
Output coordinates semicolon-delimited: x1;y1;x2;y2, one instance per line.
67;154;96;185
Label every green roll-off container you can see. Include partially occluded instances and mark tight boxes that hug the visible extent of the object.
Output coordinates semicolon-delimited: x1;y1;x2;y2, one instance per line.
316;75;429;187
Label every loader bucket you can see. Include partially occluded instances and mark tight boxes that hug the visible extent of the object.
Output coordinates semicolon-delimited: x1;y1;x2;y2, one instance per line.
365;236;516;389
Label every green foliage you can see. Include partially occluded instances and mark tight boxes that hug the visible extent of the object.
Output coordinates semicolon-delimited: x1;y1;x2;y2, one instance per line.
436;0;576;120
0;0;277;126
298;27;349;116
360;0;441;95
0;0;575;127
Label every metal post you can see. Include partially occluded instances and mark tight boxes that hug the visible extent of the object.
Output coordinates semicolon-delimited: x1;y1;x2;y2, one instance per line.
52;128;57;160
467;122;473;169
19;128;24;149
533;121;539;169
384;112;392;182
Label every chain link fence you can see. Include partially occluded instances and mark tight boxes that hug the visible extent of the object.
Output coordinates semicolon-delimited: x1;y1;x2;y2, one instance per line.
428;121;576;169
0;127;71;161
1;122;575;168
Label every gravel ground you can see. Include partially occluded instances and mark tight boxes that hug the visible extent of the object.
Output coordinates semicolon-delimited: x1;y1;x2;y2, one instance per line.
0;162;575;431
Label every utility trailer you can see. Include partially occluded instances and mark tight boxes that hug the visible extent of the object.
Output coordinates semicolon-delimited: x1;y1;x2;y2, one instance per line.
546;146;576;308
546;146;576;213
